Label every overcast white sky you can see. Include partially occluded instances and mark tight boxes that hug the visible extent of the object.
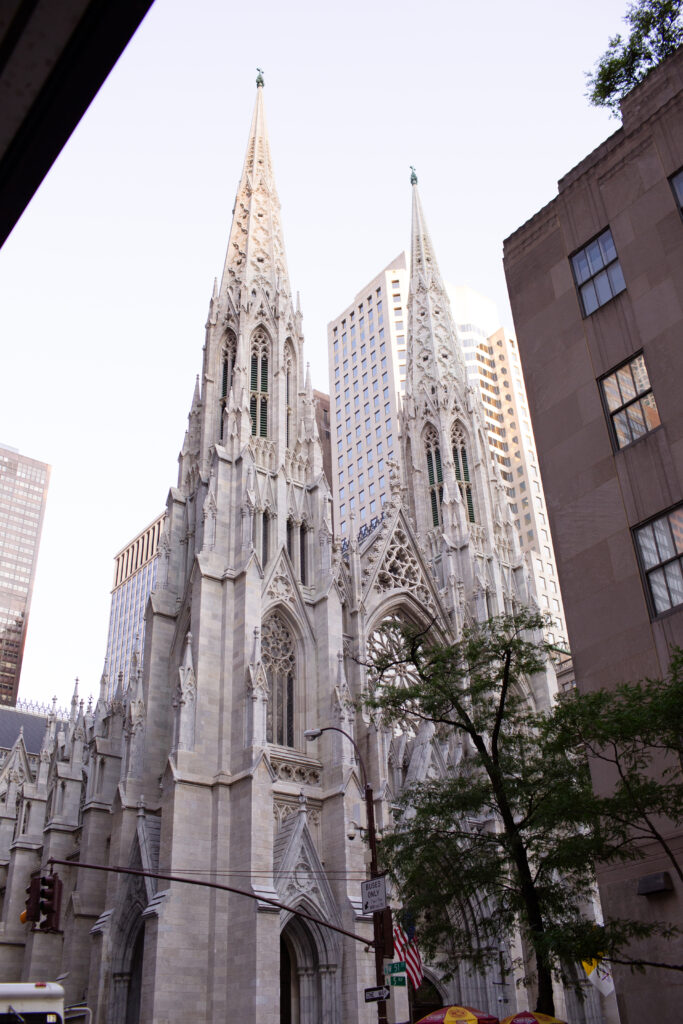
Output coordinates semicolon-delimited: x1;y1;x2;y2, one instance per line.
0;0;628;707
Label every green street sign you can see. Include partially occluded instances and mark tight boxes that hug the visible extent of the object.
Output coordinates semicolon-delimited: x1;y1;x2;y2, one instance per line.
391;976;407;986
384;962;406;975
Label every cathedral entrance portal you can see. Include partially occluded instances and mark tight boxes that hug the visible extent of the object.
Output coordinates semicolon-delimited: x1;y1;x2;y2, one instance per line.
123;923;144;1024
280;935;297;1024
280;915;341;1024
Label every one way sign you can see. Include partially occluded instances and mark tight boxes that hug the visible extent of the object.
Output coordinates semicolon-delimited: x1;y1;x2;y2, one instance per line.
365;986;391;1002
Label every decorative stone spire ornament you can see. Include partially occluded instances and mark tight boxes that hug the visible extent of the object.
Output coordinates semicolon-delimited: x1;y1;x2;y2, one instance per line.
176;631;197;751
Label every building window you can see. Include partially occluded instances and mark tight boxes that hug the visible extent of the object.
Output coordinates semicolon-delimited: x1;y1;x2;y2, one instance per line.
600;353;660;450
635;506;683;616
300;526;308;586
285;350;295;449
452;424;475;523
249;330;269;437
262;614;296;747
670;167;683;218
425;425;443;528
571;228;626;316
219;332;237;440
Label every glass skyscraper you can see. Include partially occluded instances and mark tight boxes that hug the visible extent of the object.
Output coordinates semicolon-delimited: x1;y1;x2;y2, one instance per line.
104;513;164;698
0;443;50;705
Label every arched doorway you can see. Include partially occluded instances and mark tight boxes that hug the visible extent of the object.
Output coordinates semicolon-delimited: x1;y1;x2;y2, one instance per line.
280;913;340;1024
124;924;144;1024
280;935;298;1024
410;976;445;1022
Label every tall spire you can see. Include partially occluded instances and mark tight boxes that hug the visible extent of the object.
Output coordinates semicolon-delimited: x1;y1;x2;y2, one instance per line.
407;171;466;392
219;73;292;304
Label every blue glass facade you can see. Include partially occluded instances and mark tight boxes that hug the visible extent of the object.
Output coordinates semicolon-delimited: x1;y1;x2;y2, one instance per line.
104;514;163;698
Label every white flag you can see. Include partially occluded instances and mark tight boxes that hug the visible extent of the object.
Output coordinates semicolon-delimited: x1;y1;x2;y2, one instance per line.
582;958;615;996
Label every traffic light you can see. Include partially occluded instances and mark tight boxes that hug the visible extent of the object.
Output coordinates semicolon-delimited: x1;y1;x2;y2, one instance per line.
381;907;394;958
20;876;41;924
38;873;62;932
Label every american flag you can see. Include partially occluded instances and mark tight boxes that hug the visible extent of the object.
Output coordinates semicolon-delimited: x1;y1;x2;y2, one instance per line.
393;919;423;989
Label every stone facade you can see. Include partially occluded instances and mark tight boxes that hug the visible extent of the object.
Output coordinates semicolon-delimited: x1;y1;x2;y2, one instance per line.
503;48;683;1024
0;80;579;1024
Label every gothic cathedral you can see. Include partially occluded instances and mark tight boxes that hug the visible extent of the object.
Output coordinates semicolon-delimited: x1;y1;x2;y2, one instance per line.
0;78;554;1023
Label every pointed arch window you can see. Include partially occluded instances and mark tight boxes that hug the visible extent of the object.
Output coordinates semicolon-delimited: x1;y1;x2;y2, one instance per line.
220;332;236;441
425;426;444;528
250;330;270;438
300;523;308;586
261;510;270;568
262;614;296;747
285;342;296;449
452;425;475;523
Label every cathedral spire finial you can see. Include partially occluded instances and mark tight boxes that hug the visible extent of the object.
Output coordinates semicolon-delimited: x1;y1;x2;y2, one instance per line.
410;165;418;185
256;67;264;88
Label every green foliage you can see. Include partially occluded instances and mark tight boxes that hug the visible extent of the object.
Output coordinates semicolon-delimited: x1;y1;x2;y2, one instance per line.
586;0;683;115
548;649;683;885
365;613;683;1014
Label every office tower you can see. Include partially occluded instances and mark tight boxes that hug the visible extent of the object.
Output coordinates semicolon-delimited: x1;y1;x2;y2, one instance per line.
504;48;683;1021
329;270;567;640
313;389;333;494
104;513;164;698
327;253;409;540
0;79;559;1024
0;444;50;705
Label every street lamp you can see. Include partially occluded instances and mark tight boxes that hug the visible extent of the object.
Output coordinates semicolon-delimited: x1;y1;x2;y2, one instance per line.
304;726;389;1024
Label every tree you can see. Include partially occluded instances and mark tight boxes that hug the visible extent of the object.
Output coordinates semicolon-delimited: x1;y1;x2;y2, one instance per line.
548;648;683;892
365;611;681;1016
586;0;683;116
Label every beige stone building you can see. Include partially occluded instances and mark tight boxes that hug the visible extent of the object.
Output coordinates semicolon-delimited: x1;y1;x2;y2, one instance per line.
503;47;683;1024
0;78;580;1024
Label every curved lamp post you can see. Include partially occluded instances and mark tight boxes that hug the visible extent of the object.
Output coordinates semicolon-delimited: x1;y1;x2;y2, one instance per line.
304;725;389;1024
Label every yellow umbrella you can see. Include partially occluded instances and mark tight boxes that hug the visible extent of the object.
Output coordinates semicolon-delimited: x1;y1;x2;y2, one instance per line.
416;1006;499;1024
500;1013;567;1024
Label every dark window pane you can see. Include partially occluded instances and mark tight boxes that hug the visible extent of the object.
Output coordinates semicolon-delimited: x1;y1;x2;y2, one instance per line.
572;250;590;284
630;353;649;394
641;392;660;431
613;409;633;448
653;517;675;561
671;169;683;207
581;280;599;315
599;230;617;264
637;524;658;569
607;260;626;295
594;269;612;306
586;239;603;275
602;373;622;412
670;509;683;554
627;402;647;440
616;365;636;403
649;567;671;614
665;561;683;608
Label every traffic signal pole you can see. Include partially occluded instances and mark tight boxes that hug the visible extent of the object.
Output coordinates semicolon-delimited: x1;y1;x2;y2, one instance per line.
365;780;389;1024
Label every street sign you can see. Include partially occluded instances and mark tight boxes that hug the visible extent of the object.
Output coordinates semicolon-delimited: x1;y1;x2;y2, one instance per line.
365;986;391;1003
384;962;406;975
391;976;407;987
361;876;387;914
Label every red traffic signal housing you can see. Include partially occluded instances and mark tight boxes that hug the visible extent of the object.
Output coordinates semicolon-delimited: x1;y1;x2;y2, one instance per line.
38;874;63;932
20;876;41;924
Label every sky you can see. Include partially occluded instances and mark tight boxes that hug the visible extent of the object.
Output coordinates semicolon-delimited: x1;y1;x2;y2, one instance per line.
0;0;629;708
